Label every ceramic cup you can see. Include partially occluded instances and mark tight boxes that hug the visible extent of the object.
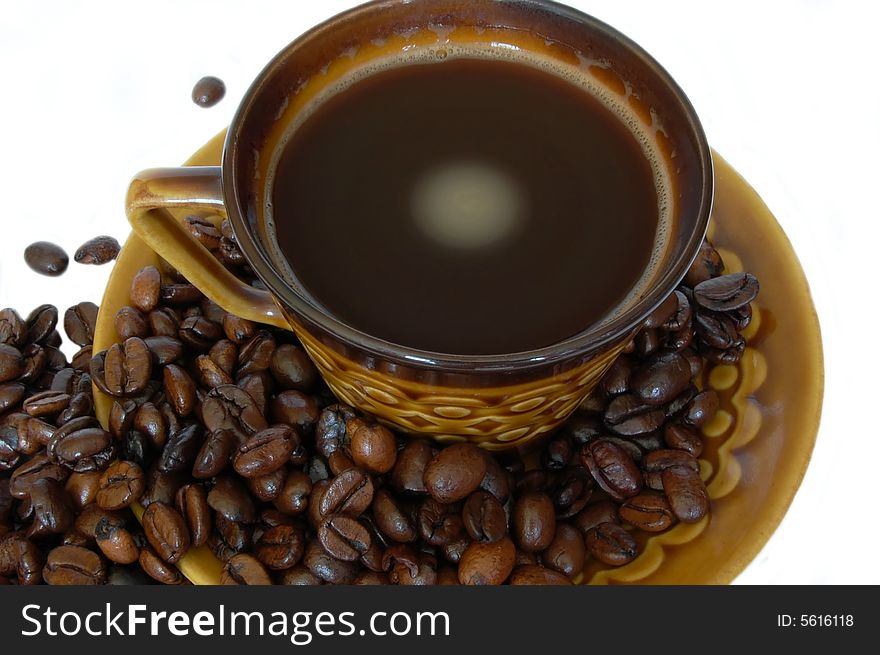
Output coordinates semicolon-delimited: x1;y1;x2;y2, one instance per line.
126;0;712;449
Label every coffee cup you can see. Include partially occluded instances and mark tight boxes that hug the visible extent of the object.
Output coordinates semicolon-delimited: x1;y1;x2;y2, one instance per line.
126;0;712;449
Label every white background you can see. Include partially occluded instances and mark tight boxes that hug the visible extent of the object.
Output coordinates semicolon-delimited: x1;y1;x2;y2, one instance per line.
1;1;877;584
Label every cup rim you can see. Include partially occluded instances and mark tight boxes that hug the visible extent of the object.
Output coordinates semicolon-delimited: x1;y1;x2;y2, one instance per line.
223;0;713;373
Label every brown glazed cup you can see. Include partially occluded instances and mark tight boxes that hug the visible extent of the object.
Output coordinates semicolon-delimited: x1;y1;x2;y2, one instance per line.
126;0;712;450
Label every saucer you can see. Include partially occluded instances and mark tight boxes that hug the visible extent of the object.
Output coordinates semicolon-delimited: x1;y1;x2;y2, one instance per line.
92;130;823;585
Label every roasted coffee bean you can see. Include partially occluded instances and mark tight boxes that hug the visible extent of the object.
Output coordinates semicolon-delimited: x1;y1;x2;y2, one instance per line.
74;235;120;265
57;391;93;424
304;540;359;585
236;331;276;377
65;471;101;509
383;544;435;585
247;467;287;502
662;465;709;523
43;545;105;585
10;455;69;499
603;393;666;436
634;328;661;357
541;434;573;471
541;522;585;578
141;463;186;507
176;483;211;547
683;390;719;428
114;307;148;341
694;272;759;312
642;449;699;489
701;337;746;364
208;477;256;524
95;520;139;564
130;266;161;312
158;424;203;473
513;492;556;553
371;489;416;543
194;354;232;388
581;439;643;501
440;537;470;565
0;343;24;383
63;302;99;346
178;316;221;352
662;291;692;332
163;364;196;416
192;428;236;479
391;439;434;495
147;307;180;338
143;334;185;366
0;308;27;347
462;490;507;543
315;404;358;458
23;390;70;417
0;426;20;471
0;382;26;413
120;430;152;468
26;305;59;345
27;478;74;539
142;501;190;563
620;492;675;532
102;338;153;397
644;292;680;330
685;239;725;286
96;461;145;510
479;452;512;503
160;284;203;307
280;565;323;585
139;546;184;584
695;310;738;350
268;391;318;433
24;242;68;276
44;345;68;372
663;423;703;457
70;346;93;372
133;402;167;448
214;514;252;553
201;384;267;435
273;470;312;516
424;444;486;503
458;536;515;585
233;425;296;477
221;314;255;344
417;498;464;546
255;524;304;570
218;237;246;267
269;343;317;391
630;350;692;405
48;420;114;473
318;514;371;561
728;303;753;331
206;339;237;376
18;343;48;383
349;422;396;474
182;216;222;250
320;468;374;517
585;522;637;566
508;564;572;585
219;553;271;585
192;76;226;107
73;505;125;543
550;466;594;518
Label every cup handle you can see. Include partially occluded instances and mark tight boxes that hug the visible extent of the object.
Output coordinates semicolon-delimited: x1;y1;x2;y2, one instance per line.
126;166;289;328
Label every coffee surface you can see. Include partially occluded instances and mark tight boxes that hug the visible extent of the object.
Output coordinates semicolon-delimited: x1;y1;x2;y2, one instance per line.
272;58;659;355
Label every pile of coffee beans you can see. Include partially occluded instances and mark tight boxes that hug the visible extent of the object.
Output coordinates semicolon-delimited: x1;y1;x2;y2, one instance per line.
1;225;757;585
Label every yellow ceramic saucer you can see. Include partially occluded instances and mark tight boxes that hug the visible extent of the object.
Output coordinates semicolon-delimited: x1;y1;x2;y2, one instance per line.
92;131;823;585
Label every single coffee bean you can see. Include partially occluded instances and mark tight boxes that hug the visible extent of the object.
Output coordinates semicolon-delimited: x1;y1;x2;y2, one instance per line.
163;364;196;417
304;540;359;585
662;465;709;523
630;350;692;405
683;390;719;428
685;239;725;285
372;488;416;543
218;553;271;585
183;216;222;249
350;423;397;474
253;524;304;571
208;339;237;376
133;402;168;448
27;478;74;539
178;315;221;351
208;477;256;523
23;390;71;417
424;443;487;503
233;425;297;478
417;498;465;546
176;483;211;547
462;490;507;543
581;439;643;500
0;426;20;471
279;565;323;585
541;434;573;471
513;491;556;553
142;501;190;563
57;391;93;424
192;76;226;107
0;382;26;414
695;310;738;349
236;331;276;377
458;536;515;585
247;467;287;502
103;337;153;397
320;468;374;517
158;424;203;473
148;308;180;338
0;308;26;347
693;272;759;312
644;292;680;329
391;439;435;495
663;423;704;457
619;492;676;532
139;546;184;584
74;235;120;265
541;522;586;578
65;471;101;509
200;384;267;435
26;304;59;345
269;390;319;432
95;520;140;564
319;514;371;561
43;545;105;584
9;454;69;499
273;470;312;516
192;428;236;479
585;522;637;566
194;354;233;388
63;302;99;346
214;514;252;553
222;314;255;344
441;537;471;565
551;466;595;518
96;460;145;510
634;328;661;357
479;452;512;503
383;545;437;586
269;343;318;391
24;241;68;276
0;344;24;383
130;266;161;312
140;466;183;507
47;420;115;473
508;564;572;585
73;505;125;543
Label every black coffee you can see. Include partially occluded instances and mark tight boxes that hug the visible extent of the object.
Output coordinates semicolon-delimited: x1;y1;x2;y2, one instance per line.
272;57;660;355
